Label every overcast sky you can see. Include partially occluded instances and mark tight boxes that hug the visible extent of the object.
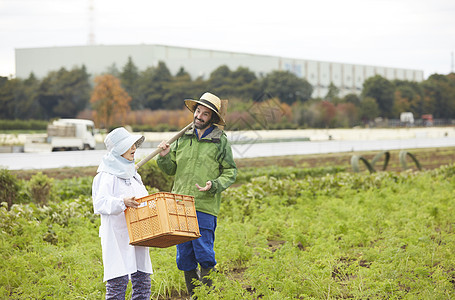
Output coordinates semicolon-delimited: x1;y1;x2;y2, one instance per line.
1;0;454;79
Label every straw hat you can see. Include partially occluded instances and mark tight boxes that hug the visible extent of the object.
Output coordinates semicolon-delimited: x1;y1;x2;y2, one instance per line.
184;92;226;126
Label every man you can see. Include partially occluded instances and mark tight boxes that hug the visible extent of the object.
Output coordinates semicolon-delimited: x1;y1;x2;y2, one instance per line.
157;92;237;296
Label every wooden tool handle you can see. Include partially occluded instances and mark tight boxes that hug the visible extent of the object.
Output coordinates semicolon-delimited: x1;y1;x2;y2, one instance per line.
135;122;193;170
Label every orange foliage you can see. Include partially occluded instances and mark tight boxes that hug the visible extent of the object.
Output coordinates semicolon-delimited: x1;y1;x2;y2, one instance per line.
90;74;131;128
80;97;297;130
121;109;193;128
246;98;293;126
317;101;337;126
335;102;358;127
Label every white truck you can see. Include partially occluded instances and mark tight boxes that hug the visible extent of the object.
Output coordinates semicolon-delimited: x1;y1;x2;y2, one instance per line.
24;119;96;153
400;112;414;125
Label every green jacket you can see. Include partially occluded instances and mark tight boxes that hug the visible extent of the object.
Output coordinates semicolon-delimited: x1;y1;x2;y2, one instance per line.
156;125;237;217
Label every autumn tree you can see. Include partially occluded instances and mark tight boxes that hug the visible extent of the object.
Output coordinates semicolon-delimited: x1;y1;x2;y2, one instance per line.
90;74;131;128
317;101;337;127
298;99;336;128
334;102;359;127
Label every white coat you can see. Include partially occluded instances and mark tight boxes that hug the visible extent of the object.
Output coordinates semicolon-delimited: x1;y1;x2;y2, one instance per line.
92;172;153;282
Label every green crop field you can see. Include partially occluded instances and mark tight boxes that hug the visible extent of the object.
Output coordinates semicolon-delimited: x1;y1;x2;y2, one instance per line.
1;161;455;299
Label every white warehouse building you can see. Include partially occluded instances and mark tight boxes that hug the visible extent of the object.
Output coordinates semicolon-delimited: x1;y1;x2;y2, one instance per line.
15;44;424;98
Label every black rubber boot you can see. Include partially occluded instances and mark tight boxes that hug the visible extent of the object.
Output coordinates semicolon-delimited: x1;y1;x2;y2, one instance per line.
200;267;214;288
184;269;200;297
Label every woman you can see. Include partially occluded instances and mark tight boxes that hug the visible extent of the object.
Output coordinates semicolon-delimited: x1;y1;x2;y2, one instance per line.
92;127;153;299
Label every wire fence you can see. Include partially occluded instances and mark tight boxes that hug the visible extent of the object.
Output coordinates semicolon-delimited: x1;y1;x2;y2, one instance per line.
374;119;455;128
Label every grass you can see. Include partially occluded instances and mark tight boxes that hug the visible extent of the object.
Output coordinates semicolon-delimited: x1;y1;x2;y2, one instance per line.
1;148;455;299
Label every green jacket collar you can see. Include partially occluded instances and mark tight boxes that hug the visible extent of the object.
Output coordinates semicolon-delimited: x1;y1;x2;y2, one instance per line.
185;124;224;141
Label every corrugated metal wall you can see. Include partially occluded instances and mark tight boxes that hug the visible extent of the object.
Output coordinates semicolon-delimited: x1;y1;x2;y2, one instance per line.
15;44;424;98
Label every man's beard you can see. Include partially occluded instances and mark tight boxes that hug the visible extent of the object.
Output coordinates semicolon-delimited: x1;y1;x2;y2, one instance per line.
194;117;210;129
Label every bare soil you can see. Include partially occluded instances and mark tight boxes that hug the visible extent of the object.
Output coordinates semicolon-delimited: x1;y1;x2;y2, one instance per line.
11;147;455;180
235;147;455;172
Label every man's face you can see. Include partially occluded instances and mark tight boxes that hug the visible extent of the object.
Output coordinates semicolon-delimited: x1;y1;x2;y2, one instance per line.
194;105;213;129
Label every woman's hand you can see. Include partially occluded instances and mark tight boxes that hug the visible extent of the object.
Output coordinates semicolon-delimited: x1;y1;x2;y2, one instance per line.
124;196;139;208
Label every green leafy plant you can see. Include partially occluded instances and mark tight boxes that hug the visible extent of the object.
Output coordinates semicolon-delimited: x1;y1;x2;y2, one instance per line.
29;172;55;205
137;158;174;192
1;164;455;298
235;165;345;184
0;168;20;210
53;176;93;200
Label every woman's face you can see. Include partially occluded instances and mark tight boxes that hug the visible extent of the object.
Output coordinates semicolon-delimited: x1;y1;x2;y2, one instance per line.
121;143;137;161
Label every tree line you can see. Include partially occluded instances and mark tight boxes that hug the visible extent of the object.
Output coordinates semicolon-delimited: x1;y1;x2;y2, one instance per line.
0;57;454;129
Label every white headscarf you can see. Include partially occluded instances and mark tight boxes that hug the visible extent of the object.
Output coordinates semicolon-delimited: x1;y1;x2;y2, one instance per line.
97;127;145;179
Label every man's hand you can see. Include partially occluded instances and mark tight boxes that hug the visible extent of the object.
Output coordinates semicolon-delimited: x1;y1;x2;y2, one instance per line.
124;196;139;208
196;181;212;192
158;141;171;157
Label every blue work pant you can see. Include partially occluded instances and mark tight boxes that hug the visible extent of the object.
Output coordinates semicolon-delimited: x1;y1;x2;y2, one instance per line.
176;211;217;271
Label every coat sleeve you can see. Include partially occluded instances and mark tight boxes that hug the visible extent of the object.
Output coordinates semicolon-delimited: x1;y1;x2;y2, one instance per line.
210;137;237;194
92;173;127;215
156;140;178;175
